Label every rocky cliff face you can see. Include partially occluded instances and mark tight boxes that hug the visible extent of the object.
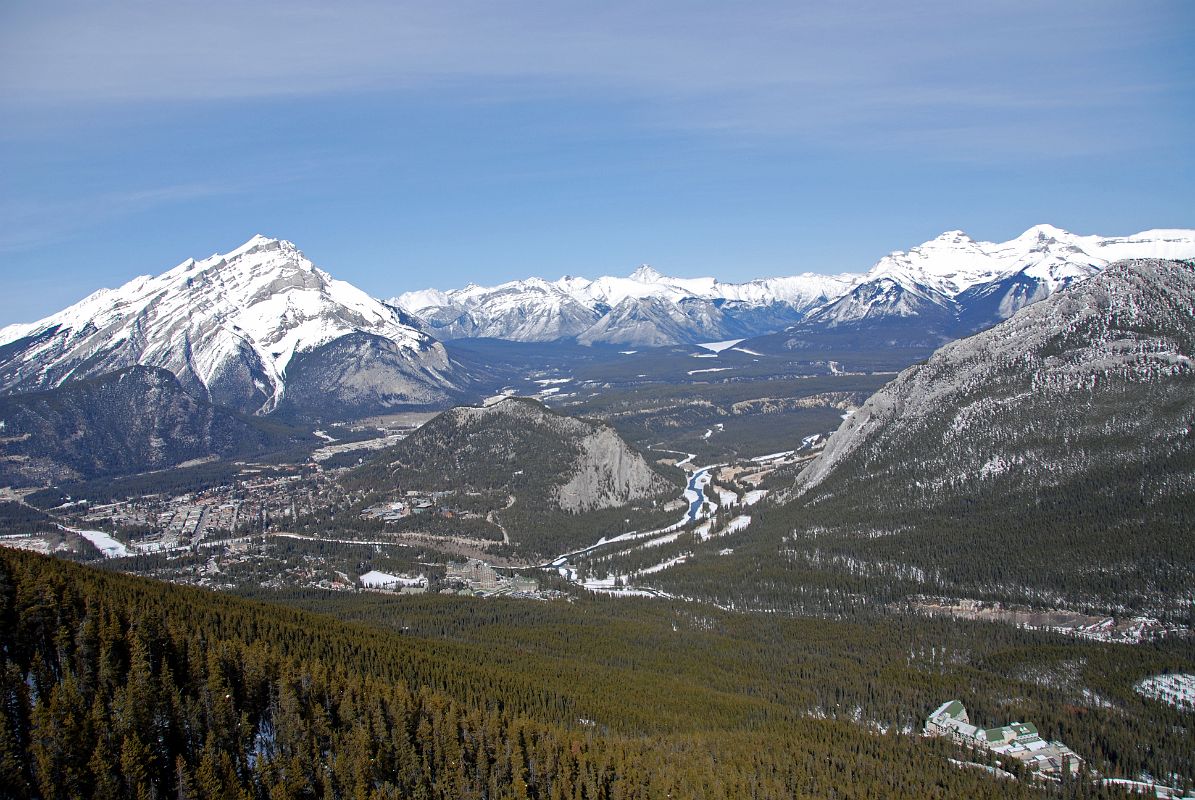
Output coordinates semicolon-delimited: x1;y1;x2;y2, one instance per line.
0;366;301;486
555;424;672;512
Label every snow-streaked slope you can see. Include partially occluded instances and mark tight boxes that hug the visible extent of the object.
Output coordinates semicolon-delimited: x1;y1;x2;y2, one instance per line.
781;258;1195;615
0;236;460;415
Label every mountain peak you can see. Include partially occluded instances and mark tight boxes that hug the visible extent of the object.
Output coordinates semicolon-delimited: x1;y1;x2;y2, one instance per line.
0;236;455;417
629;265;665;283
224;233;288;259
934;229;973;242
1017;223;1071;243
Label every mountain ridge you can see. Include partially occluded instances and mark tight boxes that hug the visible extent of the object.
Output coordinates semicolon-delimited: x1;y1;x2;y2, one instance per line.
397;226;1195;347
771;257;1195;615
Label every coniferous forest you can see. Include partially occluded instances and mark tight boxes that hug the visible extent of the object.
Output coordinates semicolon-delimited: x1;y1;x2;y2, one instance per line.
2;547;1192;799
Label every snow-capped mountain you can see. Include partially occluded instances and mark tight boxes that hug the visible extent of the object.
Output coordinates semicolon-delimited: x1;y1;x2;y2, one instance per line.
397;226;1195;348
0;236;463;417
805;225;1195;331
393;267;853;346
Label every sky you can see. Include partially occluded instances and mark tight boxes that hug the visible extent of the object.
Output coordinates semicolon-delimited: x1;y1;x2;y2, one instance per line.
1;0;1192;327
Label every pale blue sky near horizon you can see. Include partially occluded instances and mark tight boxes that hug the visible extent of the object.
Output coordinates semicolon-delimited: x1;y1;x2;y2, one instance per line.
1;0;1192;327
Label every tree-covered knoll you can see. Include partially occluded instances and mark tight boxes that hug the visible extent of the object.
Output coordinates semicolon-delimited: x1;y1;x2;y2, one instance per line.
343;398;681;558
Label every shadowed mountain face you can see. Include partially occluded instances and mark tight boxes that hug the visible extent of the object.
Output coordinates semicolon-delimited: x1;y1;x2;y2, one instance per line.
0;236;465;418
0;366;305;486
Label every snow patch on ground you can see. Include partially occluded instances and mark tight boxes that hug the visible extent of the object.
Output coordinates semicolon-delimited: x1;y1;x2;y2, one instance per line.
76;529;129;558
742;490;767;506
638;554;690;576
1099;778;1192;798
980;455;1010;478
725;515;752;533
751;450;794;463
696;339;746;353
1135;673;1195;711
360;570;427;589
688;367;734;375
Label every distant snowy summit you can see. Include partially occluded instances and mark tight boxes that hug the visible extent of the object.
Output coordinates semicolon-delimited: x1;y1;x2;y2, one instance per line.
394;263;852;347
0;235;464;417
395;226;1195;346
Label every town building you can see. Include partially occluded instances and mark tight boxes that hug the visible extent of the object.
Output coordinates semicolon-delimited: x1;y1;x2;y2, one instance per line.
925;700;1084;779
446;558;500;590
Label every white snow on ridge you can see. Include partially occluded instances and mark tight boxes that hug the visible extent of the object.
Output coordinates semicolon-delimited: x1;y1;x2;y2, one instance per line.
392;227;1195;345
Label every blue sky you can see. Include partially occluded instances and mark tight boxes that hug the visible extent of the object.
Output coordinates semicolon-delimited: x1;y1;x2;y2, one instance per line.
1;0;1192;326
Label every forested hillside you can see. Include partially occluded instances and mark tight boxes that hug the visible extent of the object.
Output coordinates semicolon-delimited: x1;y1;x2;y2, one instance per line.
3;548;1194;798
0;367;307;487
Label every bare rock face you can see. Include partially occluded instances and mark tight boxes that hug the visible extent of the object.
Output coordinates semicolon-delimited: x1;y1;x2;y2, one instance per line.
555;425;674;512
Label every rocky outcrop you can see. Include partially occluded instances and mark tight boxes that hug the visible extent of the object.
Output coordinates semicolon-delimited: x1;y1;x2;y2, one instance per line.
555;425;674;511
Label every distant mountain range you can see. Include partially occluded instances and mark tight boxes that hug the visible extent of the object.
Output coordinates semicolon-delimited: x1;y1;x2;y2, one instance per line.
1;227;1192;422
396;226;1195;347
0;236;465;418
394;265;852;347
